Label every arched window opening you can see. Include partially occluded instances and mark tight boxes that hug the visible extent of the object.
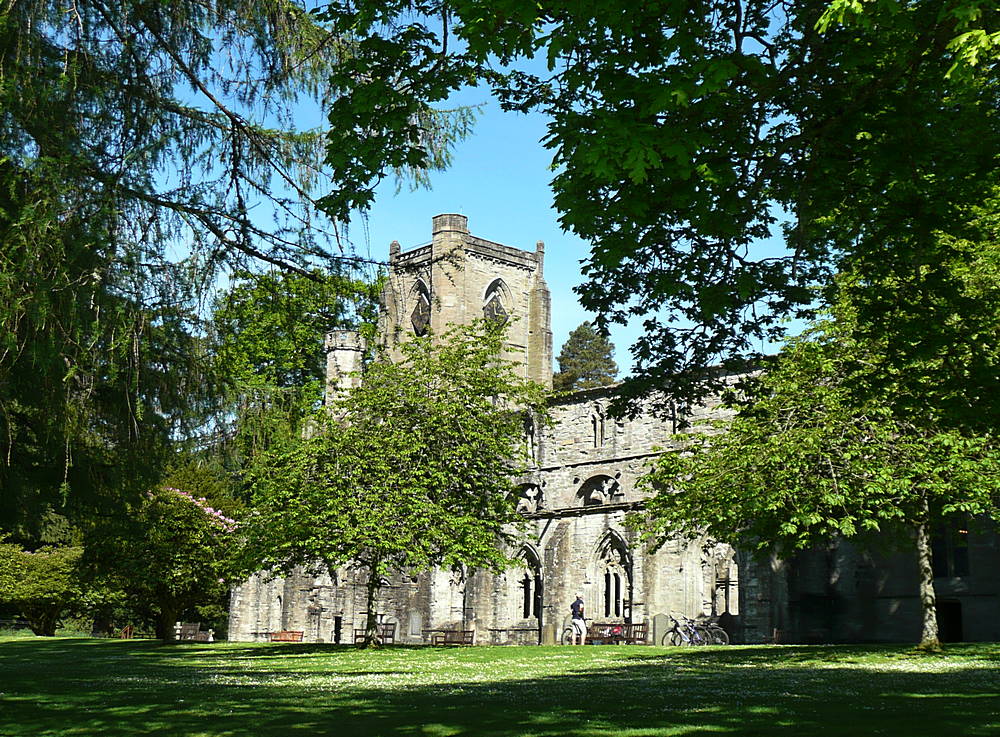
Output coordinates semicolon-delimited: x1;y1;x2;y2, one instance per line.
596;532;633;622
483;279;510;325
513;547;542;622
515;483;542;514
711;550;740;617
577;475;620;506
590;403;606;447
410;281;431;336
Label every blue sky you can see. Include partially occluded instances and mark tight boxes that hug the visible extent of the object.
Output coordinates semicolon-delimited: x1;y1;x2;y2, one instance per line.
341;94;644;375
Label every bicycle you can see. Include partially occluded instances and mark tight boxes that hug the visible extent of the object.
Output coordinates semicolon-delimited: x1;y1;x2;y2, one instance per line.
699;620;730;645
561;619;588;645
662;615;708;646
662;615;731;646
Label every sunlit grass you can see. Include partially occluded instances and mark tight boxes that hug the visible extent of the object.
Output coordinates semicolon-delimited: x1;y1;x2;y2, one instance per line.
0;637;997;736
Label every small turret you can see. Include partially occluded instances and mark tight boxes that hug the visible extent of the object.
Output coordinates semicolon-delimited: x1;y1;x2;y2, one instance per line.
324;330;365;405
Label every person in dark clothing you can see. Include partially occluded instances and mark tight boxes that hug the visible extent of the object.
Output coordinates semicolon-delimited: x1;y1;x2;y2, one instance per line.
570;594;587;645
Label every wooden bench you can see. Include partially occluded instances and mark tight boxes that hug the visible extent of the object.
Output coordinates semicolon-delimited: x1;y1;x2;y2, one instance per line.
270;630;304;642
175;622;214;642
353;622;396;644
431;630;475;646
586;622;648;645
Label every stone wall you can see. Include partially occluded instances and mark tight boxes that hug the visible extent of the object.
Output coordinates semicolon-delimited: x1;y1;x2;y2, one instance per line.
228;213;1000;646
228;214;745;644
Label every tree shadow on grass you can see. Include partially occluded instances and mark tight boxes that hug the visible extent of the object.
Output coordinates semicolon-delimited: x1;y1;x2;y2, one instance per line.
1;639;998;737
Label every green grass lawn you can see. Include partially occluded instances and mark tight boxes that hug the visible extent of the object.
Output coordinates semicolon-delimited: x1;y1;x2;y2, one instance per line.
1;638;998;736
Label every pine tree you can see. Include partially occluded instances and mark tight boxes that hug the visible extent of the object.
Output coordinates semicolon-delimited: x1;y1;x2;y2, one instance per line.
553;323;618;392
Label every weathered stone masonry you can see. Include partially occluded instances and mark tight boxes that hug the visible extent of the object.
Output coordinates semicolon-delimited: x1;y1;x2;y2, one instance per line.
228;214;742;645
228;213;1000;645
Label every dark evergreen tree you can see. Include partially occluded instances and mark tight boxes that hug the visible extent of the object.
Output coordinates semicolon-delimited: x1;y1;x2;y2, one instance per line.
553;323;618;392
0;0;470;536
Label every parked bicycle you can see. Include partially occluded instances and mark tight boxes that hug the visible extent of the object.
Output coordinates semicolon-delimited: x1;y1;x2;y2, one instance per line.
662;615;707;646
661;615;729;646
698;619;730;645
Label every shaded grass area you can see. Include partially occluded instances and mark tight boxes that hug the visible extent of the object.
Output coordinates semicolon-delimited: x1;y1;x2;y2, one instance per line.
1;637;998;736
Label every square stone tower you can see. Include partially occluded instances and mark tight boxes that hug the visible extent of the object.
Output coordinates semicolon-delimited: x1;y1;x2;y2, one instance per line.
379;214;553;388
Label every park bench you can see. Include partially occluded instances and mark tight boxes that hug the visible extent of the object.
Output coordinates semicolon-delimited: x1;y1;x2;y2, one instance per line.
353;621;396;644
270;630;304;642
431;630;475;646
0;618;31;632
586;622;648;645
175;622;214;642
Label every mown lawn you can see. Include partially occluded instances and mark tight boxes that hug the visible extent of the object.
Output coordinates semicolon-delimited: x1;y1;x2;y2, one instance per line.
0;637;998;736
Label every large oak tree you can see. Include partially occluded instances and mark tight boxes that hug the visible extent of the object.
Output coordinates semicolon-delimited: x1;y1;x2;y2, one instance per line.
314;0;1000;413
635;193;1000;650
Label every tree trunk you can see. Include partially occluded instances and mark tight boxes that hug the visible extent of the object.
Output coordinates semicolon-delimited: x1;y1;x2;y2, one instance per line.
157;604;178;642
22;604;60;636
915;514;941;651
362;563;382;648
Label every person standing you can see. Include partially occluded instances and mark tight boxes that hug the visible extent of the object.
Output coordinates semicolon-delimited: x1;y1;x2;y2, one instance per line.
570;593;587;645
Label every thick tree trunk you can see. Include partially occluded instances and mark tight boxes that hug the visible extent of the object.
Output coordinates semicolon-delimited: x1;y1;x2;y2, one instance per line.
22;604;60;636
157;605;178;642
363;563;382;647
915;514;941;651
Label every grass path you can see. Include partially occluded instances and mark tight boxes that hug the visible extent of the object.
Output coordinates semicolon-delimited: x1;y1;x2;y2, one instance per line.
1;637;998;736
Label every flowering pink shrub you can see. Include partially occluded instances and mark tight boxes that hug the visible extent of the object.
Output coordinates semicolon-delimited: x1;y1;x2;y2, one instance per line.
162;487;238;532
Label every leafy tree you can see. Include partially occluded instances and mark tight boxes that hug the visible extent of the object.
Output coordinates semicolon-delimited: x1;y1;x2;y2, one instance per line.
1;0;470;534
0;223;213;538
213;269;378;392
635;316;1000;651
834;190;1000;436
0;542;85;636
236;323;547;645
315;0;1000;412
553;322;618;392
207;268;380;473
86;487;235;640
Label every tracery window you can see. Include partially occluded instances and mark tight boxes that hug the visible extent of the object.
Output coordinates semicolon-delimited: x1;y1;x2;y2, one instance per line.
596;532;632;620
515;483;542;514
514;547;542;621
603;569;624;618
411;280;431;336
577;474;620;506
483;279;509;325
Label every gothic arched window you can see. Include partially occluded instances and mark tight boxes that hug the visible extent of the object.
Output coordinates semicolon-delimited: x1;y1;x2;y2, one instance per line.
515;483;542;514
596;532;633;621
515;547;542;621
577;474;620;506
483;279;509;325
410;280;431;336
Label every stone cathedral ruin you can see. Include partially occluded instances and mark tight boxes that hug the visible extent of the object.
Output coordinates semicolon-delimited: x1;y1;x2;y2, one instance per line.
228;214;1000;645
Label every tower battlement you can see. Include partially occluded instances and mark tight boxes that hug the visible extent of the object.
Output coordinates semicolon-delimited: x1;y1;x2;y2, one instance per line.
379;214;553;388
